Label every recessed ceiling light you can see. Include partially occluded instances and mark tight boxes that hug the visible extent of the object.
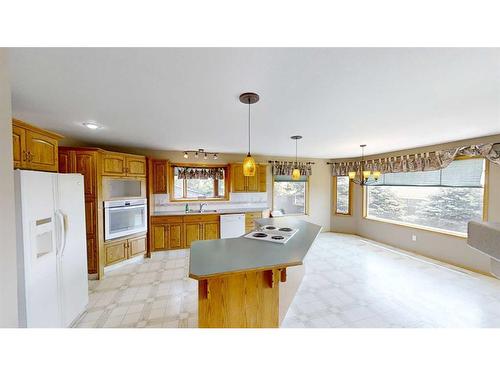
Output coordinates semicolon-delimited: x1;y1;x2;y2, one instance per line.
83;121;100;130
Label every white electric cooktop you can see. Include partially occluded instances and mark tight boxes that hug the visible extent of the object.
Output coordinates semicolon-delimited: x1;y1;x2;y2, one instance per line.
244;225;299;244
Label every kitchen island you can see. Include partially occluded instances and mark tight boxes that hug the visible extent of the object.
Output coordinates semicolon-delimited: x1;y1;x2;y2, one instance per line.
189;217;322;328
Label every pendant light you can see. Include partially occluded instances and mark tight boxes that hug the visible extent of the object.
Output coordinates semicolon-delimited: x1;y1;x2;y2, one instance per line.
291;135;302;180
348;144;381;185
239;92;259;177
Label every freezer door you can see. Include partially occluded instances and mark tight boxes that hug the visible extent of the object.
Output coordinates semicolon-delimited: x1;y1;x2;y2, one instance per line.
55;173;89;327
15;170;59;327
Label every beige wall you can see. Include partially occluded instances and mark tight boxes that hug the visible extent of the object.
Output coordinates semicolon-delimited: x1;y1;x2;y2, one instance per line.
0;49;18;327
60;140;333;231
331;134;500;275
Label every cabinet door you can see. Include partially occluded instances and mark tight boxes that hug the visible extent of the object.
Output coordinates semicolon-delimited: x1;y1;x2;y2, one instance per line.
246;167;259;192
231;164;246;192
152;224;168;250
102;153;126;176
184;223;201;248
75;152;96;196
12;126;26;169
152;159;168;193
84;199;96;237
203;222;220;240
128;236;146;258
126;156;146;177
86;237;97;274
168;223;183;249
58;149;73;173
104;240;127;266
26;130;59;172
258;164;267;192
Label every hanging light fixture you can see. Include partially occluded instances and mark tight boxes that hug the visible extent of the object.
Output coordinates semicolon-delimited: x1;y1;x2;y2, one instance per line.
291;135;302;180
239;92;259;177
348;144;381;185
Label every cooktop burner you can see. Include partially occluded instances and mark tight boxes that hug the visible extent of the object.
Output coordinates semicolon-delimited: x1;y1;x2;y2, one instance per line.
244;226;299;244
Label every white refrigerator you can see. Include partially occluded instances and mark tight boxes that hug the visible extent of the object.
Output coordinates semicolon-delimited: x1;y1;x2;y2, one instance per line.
15;170;89;328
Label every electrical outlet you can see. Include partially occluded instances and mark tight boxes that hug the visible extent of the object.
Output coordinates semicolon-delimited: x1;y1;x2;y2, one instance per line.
412;234;417;241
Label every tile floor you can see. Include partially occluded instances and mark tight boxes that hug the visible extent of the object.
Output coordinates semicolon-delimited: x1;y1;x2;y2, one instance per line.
75;233;500;328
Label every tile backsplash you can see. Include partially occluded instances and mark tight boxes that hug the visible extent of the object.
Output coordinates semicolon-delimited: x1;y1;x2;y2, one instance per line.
153;192;269;212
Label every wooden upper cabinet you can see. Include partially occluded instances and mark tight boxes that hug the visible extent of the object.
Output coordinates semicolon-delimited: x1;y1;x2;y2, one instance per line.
75;152;96;196
230;163;267;192
102;152;126;176
12;119;62;172
12;125;26;169
231;164;247;192
126;156;146;177
102;152;146;177
151;159;168;193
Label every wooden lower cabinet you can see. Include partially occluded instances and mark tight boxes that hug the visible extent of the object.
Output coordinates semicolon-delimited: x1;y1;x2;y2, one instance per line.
245;211;263;232
104;239;128;266
128;235;147;258
104;234;147;266
150;214;221;251
184;223;202;248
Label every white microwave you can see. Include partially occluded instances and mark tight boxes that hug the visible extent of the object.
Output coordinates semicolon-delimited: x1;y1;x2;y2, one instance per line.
104;199;147;241
102;177;146;201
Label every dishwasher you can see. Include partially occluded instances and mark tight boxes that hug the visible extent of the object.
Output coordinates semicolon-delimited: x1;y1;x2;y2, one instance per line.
220;214;246;239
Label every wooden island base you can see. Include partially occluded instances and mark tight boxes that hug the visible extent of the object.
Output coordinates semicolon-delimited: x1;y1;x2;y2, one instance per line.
197;265;304;328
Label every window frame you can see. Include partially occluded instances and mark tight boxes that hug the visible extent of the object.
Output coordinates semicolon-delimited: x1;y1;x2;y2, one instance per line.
362;156;490;238
168;162;230;202
271;175;310;216
333;176;353;216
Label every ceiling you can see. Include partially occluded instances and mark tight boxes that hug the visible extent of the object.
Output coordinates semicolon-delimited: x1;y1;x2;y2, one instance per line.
7;48;500;158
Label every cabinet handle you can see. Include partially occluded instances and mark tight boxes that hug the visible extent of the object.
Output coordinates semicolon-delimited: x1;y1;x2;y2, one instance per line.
22;150;27;162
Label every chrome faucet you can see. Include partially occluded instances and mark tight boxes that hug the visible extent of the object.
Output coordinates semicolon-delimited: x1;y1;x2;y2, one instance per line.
199;203;207;213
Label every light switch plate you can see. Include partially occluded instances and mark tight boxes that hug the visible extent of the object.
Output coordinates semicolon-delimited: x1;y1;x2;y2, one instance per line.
412;234;417;241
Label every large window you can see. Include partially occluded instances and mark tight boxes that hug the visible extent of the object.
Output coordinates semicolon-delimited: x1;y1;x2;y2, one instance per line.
335;176;352;215
365;158;487;235
170;165;229;201
273;175;308;215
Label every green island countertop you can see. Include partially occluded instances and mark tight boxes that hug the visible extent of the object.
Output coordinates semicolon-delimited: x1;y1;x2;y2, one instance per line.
189;217;322;280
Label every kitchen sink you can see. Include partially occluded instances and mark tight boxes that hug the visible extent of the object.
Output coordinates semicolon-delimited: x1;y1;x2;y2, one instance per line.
187;209;218;214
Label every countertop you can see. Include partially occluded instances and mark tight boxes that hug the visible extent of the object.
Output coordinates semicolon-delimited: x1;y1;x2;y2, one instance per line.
189;217;322;280
151;207;269;216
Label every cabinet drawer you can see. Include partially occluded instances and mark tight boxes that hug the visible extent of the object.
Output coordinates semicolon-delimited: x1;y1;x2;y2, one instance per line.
104;240;127;266
151;215;183;224
184;214;220;223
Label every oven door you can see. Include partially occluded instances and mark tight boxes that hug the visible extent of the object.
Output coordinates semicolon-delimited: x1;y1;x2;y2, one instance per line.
104;204;147;240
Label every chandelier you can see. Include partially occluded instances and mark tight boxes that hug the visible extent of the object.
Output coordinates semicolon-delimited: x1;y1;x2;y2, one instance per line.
349;144;381;185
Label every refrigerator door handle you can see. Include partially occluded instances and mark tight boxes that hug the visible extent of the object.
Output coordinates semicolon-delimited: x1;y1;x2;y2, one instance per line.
56;210;67;256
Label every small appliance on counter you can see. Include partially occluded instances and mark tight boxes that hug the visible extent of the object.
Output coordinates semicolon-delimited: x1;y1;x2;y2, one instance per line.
244;225;299;244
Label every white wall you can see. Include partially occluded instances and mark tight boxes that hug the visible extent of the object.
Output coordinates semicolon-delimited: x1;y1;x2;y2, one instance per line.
0;49;18;327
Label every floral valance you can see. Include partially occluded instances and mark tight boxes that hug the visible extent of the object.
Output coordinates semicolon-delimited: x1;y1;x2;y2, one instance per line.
331;143;500;176
175;167;225;180
270;161;313;176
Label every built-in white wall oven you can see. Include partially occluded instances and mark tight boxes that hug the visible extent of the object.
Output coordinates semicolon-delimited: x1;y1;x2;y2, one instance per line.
104;198;147;240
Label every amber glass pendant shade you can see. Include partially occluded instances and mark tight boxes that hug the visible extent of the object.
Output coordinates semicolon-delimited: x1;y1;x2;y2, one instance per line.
292;168;301;180
243;153;256;176
348;171;356;180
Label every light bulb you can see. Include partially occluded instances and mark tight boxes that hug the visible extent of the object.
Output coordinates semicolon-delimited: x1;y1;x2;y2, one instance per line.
243;154;256;176
348;171;356;180
204;153;208;160
183;152;188;159
213;153;218;160
292;168;301;180
194;152;198;159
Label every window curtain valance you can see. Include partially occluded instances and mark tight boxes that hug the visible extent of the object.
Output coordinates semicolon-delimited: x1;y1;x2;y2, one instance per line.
331;143;500;176
175;167;224;180
270;161;313;176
